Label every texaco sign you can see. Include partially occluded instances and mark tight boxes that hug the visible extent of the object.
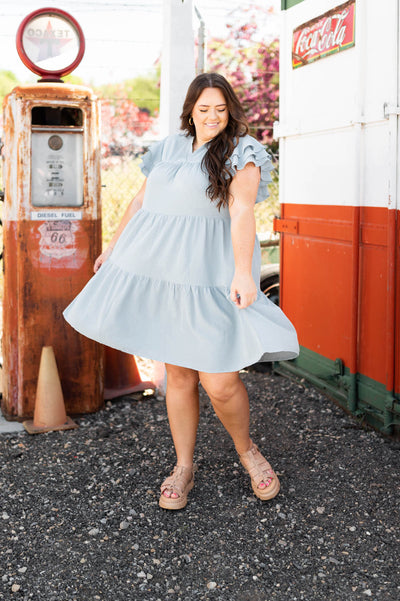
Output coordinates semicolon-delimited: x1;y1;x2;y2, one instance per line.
16;8;85;80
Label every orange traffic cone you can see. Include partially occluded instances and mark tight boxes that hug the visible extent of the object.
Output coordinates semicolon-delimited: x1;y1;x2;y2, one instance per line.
104;346;155;400
23;346;78;434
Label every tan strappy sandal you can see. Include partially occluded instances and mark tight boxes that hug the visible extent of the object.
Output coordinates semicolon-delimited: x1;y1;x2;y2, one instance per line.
159;465;195;510
239;442;280;500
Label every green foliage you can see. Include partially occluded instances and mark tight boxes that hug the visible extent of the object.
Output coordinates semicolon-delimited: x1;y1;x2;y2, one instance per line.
63;74;85;86
101;158;145;247
0;70;20;102
96;69;160;115
206;5;281;235
254;167;280;235
207;6;279;151
101;157;279;247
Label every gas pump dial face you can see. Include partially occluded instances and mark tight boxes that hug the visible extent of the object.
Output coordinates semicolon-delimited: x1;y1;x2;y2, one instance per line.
16;8;85;80
48;135;63;151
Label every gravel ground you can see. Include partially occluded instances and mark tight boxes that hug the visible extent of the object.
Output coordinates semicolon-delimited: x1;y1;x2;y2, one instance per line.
0;367;399;601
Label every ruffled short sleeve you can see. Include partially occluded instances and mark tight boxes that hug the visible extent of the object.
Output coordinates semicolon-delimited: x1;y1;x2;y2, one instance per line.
139;138;166;177
229;135;273;204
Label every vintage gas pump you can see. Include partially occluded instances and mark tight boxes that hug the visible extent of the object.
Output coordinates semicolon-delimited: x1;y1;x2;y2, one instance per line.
1;8;103;419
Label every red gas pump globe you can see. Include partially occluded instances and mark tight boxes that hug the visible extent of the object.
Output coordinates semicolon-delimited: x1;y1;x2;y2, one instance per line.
16;7;85;82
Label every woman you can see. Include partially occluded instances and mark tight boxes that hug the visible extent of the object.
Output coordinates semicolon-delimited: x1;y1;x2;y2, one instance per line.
63;73;299;510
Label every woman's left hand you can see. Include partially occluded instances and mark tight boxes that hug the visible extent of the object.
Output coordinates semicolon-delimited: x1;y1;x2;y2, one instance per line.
230;272;258;309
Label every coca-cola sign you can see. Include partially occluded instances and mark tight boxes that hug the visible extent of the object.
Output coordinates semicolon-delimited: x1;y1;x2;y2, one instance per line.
292;0;355;69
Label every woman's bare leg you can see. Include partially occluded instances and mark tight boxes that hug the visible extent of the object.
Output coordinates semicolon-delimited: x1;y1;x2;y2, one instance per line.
199;371;250;454
199;371;271;489
163;363;200;498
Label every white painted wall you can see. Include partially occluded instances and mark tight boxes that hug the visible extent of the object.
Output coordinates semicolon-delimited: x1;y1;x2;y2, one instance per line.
276;0;399;209
159;0;196;137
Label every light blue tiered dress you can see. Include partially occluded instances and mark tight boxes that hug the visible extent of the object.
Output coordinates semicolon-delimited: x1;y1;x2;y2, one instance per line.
63;133;299;373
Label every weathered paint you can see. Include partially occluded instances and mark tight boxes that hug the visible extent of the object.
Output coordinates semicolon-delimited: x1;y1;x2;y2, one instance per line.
292;1;356;69
2;83;103;419
3;84;101;221
274;204;397;389
275;0;400;434
16;8;85;82
274;346;400;431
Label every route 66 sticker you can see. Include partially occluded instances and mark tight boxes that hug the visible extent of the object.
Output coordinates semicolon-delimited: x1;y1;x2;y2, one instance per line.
39;220;77;258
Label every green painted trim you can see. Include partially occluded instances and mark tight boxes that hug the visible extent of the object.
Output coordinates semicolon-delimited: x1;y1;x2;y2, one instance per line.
281;0;304;10
274;346;400;436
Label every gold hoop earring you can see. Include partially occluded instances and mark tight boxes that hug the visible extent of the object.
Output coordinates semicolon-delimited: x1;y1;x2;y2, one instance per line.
188;116;193;126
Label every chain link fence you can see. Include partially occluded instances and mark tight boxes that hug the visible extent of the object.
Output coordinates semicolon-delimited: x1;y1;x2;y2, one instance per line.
100;98;280;263
0;143;4;303
0;100;280;304
101;147;280;264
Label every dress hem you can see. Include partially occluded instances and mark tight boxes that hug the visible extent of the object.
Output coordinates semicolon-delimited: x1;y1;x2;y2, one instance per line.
63;315;299;374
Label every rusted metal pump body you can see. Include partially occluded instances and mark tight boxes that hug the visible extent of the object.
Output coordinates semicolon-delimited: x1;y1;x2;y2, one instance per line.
2;84;103;419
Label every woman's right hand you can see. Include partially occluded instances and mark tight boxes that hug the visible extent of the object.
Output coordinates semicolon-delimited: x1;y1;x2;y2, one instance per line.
94;246;114;273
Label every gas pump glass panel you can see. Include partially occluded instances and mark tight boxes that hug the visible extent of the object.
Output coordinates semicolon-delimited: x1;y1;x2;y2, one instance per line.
19;11;83;75
31;132;83;207
32;106;83;127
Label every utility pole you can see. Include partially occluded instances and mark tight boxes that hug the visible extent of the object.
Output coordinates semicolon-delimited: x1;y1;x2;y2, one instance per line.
160;0;196;137
194;5;207;74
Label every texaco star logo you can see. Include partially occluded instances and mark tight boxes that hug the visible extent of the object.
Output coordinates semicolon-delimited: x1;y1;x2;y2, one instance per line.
25;20;72;62
17;8;84;79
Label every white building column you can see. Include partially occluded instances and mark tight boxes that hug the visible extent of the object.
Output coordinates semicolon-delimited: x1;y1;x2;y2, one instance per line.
160;0;196;137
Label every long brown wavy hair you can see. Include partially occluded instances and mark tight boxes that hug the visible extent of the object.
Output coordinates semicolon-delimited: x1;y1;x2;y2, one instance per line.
180;73;249;209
